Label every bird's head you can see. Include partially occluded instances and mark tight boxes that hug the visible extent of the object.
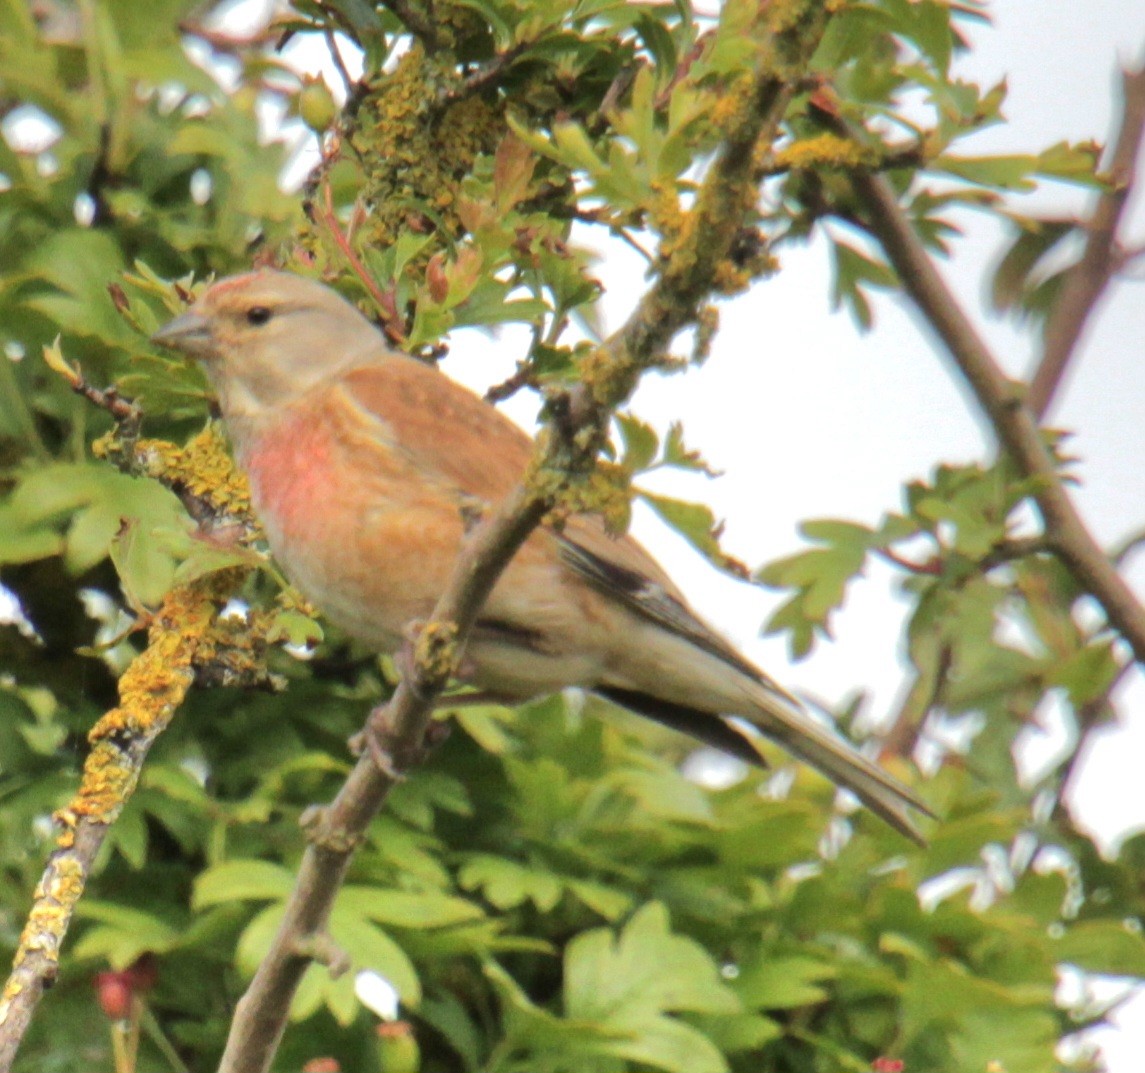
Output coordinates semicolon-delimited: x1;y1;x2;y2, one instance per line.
151;269;383;419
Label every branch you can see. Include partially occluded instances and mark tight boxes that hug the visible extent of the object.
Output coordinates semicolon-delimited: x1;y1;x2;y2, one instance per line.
1029;52;1145;418
1051;655;1133;823
216;9;830;1072
847;164;1145;666
0;576;240;1073
440;41;529;105
0;373;273;1069
216;466;551;1073
324;31;356;100
377;0;440;53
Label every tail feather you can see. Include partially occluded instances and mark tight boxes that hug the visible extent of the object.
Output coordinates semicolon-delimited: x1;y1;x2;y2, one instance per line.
596;682;931;846
597;686;770;769
740;689;930;845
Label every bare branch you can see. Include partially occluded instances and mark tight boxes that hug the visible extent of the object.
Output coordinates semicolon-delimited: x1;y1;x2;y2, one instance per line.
1030;52;1145;417
847;164;1145;667
378;0;440;53
324;31;356;99
216;10;831;1071
440;41;529;105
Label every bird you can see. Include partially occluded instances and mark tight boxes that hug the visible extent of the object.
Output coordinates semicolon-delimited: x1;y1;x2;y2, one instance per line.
152;269;930;842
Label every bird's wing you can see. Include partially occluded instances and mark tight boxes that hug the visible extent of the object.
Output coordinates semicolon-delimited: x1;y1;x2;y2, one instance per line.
340;355;533;500
553;528;772;687
339;356;759;673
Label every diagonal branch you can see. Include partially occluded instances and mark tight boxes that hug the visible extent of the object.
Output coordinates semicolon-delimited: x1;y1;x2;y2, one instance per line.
377;0;440;53
216;483;548;1073
215;9;830;1072
847;165;1145;667
1029;51;1145;418
0;575;246;1073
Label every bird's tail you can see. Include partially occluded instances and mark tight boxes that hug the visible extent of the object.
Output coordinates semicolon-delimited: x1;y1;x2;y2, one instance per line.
598;679;931;845
739;677;931;844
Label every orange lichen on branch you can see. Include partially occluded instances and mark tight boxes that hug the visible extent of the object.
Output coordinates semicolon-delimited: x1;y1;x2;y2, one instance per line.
133;426;253;520
770;132;871;173
0;569;243;1048
313;45;504;261
71;580;222;824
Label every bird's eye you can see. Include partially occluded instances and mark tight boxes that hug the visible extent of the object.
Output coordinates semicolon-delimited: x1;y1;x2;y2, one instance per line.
246;306;272;326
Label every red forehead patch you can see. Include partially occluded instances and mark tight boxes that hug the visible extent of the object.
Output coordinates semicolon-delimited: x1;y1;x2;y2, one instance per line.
206;271;264;302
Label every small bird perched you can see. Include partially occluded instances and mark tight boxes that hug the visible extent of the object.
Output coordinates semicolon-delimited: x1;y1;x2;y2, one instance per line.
153;270;929;841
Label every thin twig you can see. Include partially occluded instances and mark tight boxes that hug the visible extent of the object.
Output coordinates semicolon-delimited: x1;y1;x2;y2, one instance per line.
378;0;439;52
484;362;537;403
881;642;953;761
324;31;356;99
1051;656;1133;823
846;156;1145;667
315;181;407;345
874;546;942;575
441;41;529;105
176;21;279;52
44;347;140;431
1029;52;1145;418
977;536;1057;573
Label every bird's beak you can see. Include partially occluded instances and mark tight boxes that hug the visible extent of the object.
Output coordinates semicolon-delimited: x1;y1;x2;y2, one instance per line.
151;311;214;358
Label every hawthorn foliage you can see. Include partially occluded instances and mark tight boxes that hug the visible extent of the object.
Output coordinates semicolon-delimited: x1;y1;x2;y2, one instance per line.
0;2;1142;1072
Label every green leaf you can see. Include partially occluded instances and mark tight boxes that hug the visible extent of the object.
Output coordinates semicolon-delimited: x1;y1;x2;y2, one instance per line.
192;860;296;908
458;855;565;912
991;217;1074;314
933;153;1038;190
758;518;875;657
830;240;897;331
733;954;837;1010
616;413;659;473
73;902;181;966
661;422;719;476
640;492;747;578
328;903;422;1005
1051;920;1145;976
338;886;484;929
565;902;740;1021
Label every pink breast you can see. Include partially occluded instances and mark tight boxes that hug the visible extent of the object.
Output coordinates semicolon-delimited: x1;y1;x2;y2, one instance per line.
243;409;338;543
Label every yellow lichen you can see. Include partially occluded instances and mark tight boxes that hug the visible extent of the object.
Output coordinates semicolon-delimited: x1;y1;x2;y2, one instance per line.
772;132;870;172
414;620;461;689
135;426;252;521
66;568;246;828
575;345;636;408
303;45;506;269
548;462;633;536
713;260;751;295
647;178;689;267
708;74;754;133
